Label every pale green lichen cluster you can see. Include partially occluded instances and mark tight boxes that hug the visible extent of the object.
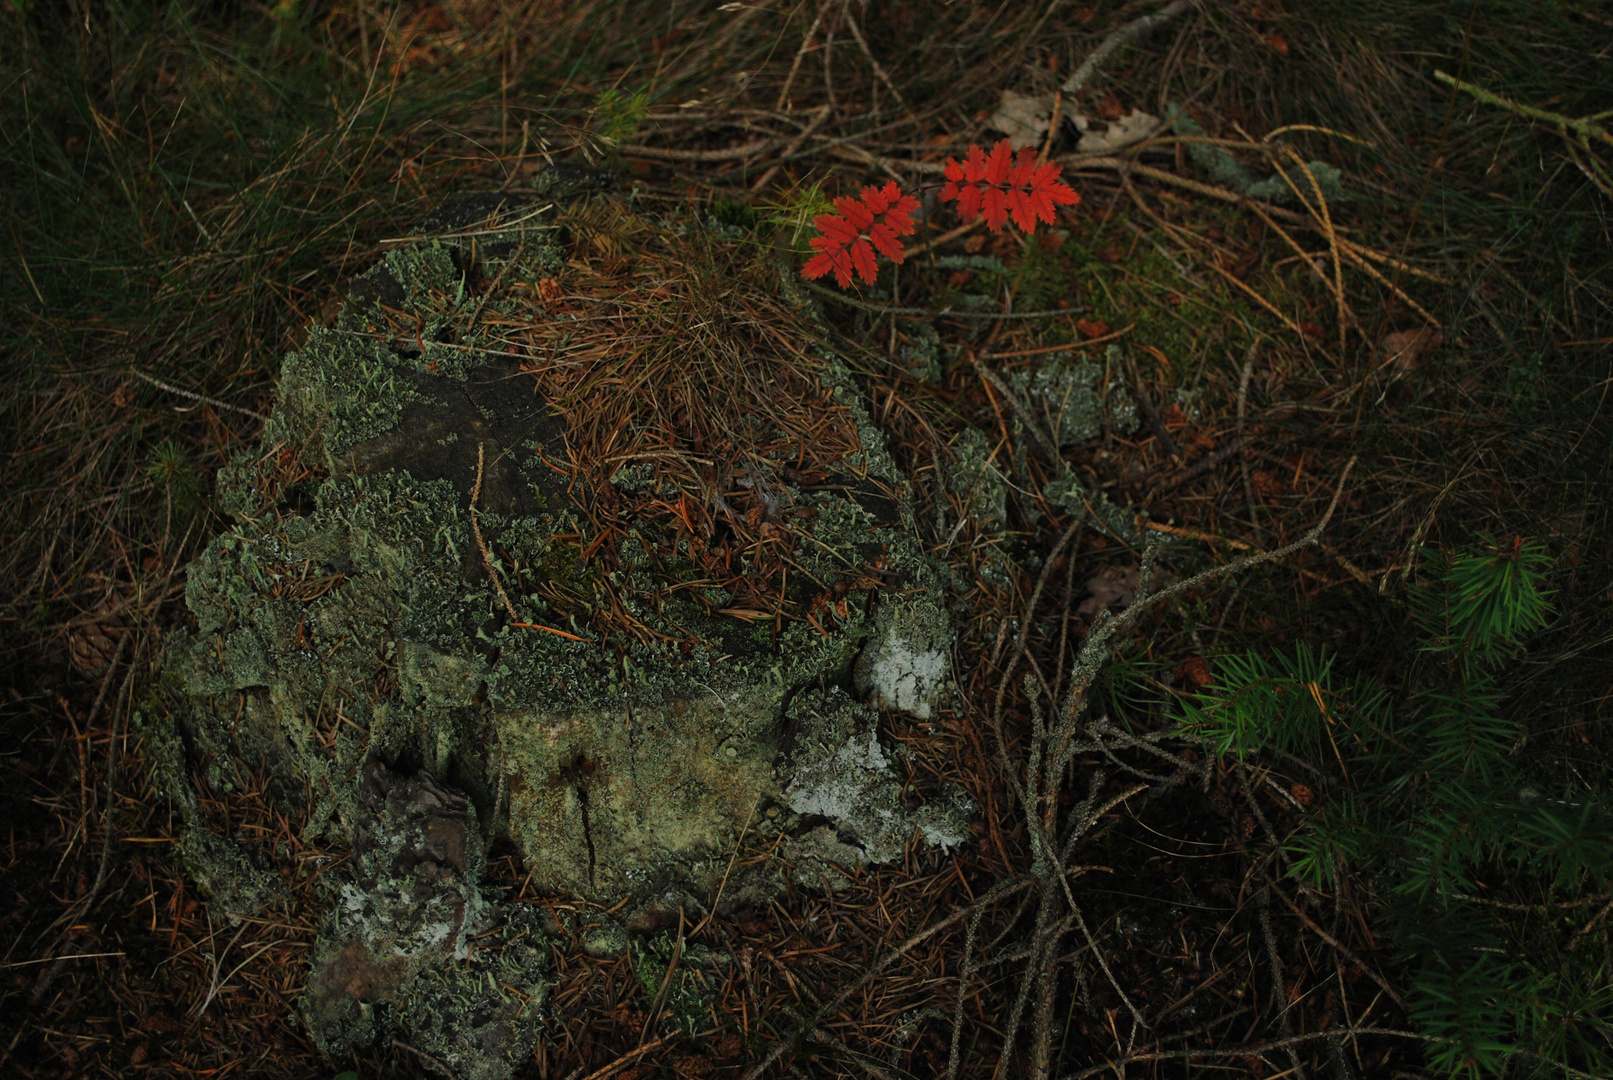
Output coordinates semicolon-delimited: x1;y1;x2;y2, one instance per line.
159;180;969;1077
630;932;728;1037
947;427;1008;533
854;597;953;720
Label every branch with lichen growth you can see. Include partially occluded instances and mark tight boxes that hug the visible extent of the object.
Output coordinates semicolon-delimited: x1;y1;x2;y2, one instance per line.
1435;70;1613;195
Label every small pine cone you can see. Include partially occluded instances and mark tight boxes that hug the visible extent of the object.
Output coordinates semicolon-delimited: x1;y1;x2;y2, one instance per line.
67;613;125;677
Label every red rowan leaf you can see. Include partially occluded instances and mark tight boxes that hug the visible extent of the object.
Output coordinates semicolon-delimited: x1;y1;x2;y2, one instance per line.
940;138;1082;234
849;236;878;282
814;213;858;243
1009;189;1037;233
802;248;848;286
835;193;875;229
800;182;918;288
984;139;1014;185
869;223;904;261
980;187;1008;232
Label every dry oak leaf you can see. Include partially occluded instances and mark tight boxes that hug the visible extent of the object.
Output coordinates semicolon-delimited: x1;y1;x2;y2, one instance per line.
941;139;1080;234
803;181;919;287
1072;108;1161;154
990;88;1052;150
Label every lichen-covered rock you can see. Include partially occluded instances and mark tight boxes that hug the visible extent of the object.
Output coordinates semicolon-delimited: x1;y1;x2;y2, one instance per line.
302;761;549;1072
160;176;967;1077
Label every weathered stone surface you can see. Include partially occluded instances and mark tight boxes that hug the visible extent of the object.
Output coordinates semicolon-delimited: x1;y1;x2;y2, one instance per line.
159;175;969;1077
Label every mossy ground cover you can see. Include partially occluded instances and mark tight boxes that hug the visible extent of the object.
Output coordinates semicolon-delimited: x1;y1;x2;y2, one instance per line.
2;2;1609;1079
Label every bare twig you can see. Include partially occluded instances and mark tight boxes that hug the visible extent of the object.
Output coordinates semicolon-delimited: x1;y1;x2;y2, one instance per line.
618;138;777;162
639;914;684;1046
1268;874;1407;1009
1569;895;1613;952
467;239;526;331
1129;363;1182;460
752;104;832;192
1238;341;1267;545
30;634;135;1004
470;441;520;623
775;1;833;111
741;876;1034;1080
1056;1027;1426;1078
1256;865;1310;1080
803;280;1086;319
841;1;906;110
1155;435;1249;493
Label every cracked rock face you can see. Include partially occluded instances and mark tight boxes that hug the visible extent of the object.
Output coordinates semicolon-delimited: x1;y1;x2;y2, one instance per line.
159;179;969;1077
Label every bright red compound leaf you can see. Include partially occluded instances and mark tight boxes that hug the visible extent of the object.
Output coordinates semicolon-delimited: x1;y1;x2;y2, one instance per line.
940;138;1080;234
802;181;920;287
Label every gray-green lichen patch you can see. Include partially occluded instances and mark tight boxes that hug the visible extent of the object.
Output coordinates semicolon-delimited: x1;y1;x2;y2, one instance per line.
1006;346;1139;450
161;181;969;1078
947;427;1009;534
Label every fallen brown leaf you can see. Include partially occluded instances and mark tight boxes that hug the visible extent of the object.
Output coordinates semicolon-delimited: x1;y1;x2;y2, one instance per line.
1176;656;1213;688
1076;564;1138;618
1378;326;1443;371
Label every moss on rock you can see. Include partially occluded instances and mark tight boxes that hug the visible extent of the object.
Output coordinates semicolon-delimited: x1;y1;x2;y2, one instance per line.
160;178;967;1078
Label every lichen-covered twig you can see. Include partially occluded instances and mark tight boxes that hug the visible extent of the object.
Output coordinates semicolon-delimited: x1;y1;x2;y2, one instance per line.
1065;454;1357;715
975;454;1358;1078
470;441;520;623
1434;70;1613;149
1434;70;1613;196
1061;0;1195;96
131;369;269;423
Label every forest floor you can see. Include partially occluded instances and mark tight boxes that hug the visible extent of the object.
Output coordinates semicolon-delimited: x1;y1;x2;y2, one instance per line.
2;2;1610;1079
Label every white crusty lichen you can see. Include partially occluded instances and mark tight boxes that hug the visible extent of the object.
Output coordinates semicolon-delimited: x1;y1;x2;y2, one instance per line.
781;688;972;888
785;728;892;824
854;593;951;719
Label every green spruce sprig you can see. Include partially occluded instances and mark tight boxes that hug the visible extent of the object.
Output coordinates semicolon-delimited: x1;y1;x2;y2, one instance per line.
1179;537;1612;1078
